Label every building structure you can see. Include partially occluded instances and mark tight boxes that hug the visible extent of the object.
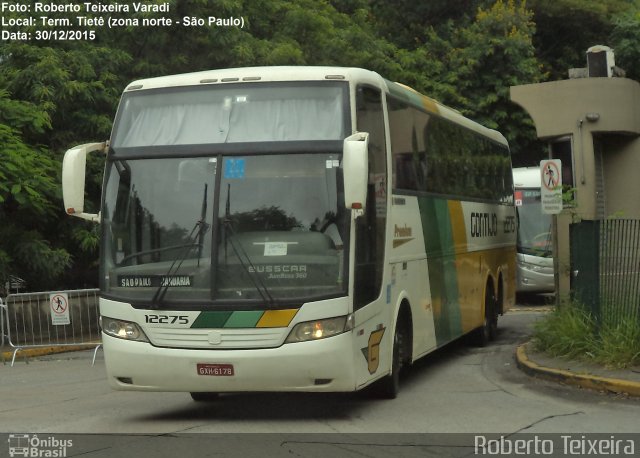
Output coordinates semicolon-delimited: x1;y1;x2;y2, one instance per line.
510;46;640;300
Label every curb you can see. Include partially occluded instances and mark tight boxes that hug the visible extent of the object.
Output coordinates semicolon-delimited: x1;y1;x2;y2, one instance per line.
516;344;640;397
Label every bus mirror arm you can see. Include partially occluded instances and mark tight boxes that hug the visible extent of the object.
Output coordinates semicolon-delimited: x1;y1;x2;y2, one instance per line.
342;132;369;216
62;141;107;223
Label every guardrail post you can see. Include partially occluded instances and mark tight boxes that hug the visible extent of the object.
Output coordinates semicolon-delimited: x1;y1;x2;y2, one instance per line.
1;297;6;365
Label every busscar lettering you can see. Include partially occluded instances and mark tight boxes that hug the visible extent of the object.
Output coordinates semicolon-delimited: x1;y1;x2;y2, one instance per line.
248;265;308;280
248;265;307;274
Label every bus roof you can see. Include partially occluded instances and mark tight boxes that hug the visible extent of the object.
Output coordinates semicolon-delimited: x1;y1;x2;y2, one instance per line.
384;79;508;147
125;66;508;147
513;167;542;188
124;66;383;91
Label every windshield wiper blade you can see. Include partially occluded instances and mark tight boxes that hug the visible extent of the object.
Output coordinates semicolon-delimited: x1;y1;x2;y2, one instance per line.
150;184;209;308
222;183;275;306
223;221;275;306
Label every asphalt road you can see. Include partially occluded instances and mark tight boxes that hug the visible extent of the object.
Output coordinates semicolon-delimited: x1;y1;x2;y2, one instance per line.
2;307;639;457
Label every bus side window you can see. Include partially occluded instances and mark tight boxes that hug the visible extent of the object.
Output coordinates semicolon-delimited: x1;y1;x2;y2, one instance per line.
354;86;387;310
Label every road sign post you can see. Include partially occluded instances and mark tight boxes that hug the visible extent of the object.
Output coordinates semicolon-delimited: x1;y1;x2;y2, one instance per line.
540;159;562;214
50;292;71;325
541;159;563;306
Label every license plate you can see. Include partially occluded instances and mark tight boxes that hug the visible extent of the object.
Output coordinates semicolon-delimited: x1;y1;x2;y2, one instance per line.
197;363;234;376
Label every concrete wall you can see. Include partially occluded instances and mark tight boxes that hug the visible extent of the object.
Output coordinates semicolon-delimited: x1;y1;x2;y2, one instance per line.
511;76;640;301
602;136;640;219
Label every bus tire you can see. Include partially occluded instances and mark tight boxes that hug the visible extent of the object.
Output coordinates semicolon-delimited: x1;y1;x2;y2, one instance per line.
375;311;411;399
190;392;219;402
474;284;497;347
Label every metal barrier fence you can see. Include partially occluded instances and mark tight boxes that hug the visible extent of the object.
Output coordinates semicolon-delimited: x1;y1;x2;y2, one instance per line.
1;297;6;358
571;219;640;326
2;289;102;366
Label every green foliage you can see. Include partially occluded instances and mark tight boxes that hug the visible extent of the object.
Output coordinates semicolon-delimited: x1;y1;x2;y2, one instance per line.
533;304;598;360
403;1;542;156
609;9;640;80
597;320;640;369
527;0;634;79
0;39;123;290
0;120;69;289
451;1;541;134
533;303;640;369
368;0;481;49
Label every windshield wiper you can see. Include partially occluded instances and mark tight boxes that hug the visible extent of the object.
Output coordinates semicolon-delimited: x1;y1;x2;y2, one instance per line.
150;183;210;308
222;183;275;306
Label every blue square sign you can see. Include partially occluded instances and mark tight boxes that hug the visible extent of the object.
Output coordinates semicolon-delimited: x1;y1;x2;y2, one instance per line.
224;158;246;179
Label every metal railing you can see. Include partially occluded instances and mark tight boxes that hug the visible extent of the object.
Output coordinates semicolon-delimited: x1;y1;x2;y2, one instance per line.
2;289;102;366
571;219;640;326
1;297;7;359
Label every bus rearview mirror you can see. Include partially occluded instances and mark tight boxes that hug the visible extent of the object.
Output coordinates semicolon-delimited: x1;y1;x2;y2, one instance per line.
62;142;107;223
342;132;369;214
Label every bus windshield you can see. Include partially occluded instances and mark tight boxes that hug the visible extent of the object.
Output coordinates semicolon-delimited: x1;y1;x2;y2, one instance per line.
112;82;347;147
515;188;552;257
101;153;347;306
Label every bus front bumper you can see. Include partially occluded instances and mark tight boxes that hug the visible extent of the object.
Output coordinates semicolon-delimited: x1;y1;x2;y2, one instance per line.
102;332;357;393
516;266;555;293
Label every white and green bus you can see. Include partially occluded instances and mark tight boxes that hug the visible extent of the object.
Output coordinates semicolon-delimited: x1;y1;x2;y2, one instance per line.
62;66;516;399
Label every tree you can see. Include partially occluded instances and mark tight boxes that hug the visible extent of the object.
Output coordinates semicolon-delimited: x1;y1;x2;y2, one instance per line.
401;1;543;157
367;0;482;49
609;8;640;80
527;0;634;79
0;91;69;291
0;38;130;291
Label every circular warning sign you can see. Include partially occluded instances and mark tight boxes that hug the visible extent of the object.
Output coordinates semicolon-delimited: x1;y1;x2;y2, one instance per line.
540;159;563;214
542;161;561;191
51;294;68;314
50;292;71;325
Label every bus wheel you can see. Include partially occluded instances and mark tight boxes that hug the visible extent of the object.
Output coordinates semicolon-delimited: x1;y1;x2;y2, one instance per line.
190;392;219;402
474;286;497;347
375;315;409;399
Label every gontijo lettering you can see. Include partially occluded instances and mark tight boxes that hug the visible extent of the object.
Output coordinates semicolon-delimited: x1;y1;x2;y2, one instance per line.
470;212;498;237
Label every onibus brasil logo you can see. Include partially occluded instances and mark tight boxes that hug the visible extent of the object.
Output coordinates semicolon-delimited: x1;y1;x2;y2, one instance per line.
8;434;73;457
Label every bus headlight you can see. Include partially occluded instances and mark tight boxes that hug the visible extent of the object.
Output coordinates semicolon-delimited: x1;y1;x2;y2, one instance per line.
521;262;547;273
101;316;149;342
285;315;353;343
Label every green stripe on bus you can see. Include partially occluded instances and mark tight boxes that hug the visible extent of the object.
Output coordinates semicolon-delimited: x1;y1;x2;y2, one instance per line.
190;310;276;329
224;311;264;328
191;311;233;328
418;196;463;346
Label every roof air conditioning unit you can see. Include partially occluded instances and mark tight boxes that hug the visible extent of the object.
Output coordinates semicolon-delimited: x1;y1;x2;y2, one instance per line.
587;45;615;78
